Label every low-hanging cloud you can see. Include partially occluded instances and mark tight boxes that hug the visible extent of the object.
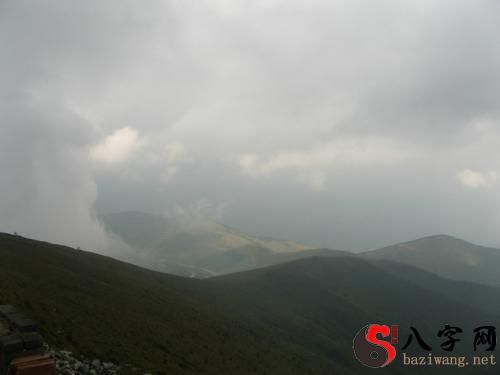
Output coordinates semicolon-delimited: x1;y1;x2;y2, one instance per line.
2;0;500;251
457;169;499;189
90;127;144;165
238;137;421;178
0;0;167;251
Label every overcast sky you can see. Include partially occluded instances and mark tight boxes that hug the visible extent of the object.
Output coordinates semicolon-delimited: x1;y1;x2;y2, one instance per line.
1;0;500;251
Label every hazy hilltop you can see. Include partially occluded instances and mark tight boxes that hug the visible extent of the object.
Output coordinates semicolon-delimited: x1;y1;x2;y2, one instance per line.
100;213;500;291
363;234;500;287
99;211;318;277
1;233;500;374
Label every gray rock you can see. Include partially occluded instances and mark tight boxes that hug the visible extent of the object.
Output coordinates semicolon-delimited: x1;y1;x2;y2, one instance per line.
103;361;114;370
49;347;125;374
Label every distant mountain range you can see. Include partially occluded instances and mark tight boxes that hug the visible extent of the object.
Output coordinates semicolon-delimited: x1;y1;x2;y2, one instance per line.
363;234;500;287
99;211;319;277
100;212;500;291
1;233;500;374
3;212;500;373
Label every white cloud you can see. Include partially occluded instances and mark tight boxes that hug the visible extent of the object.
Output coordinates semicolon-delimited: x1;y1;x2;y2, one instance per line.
295;171;327;191
165;143;187;164
164;199;228;222
144;142;188;165
90;127;144;165
5;0;500;250
239;137;420;177
160;166;180;184
143;142;190;184
457;169;498;188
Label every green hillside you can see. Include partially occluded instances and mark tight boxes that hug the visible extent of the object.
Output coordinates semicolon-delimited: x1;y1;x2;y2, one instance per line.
101;213;500;289
99;211;177;249
364;234;500;287
99;211;315;277
1;233;499;374
372;259;500;315
0;233;341;374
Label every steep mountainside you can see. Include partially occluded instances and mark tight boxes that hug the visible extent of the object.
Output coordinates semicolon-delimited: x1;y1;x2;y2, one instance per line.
1;233;499;374
0;233;340;375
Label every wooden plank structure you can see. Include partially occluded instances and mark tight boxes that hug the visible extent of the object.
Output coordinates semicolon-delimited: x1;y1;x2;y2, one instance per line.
0;305;55;375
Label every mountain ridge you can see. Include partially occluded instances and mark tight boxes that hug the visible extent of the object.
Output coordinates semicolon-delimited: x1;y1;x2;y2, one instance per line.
1;232;500;373
363;233;500;287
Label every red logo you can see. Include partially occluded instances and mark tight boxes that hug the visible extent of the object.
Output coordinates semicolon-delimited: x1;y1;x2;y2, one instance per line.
353;324;398;368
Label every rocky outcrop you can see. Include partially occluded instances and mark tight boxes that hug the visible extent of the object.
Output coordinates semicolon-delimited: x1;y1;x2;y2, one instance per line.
49;349;120;375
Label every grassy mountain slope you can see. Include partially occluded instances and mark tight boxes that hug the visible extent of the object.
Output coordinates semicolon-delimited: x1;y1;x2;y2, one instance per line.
101;213;500;289
371;259;500;315
206;257;500;374
194;246;349;275
0;233;339;375
99;211;175;249
364;234;500;287
1;233;500;373
99;211;315;276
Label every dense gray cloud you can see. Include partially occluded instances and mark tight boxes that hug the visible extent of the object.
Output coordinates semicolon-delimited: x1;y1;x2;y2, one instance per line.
1;0;500;251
